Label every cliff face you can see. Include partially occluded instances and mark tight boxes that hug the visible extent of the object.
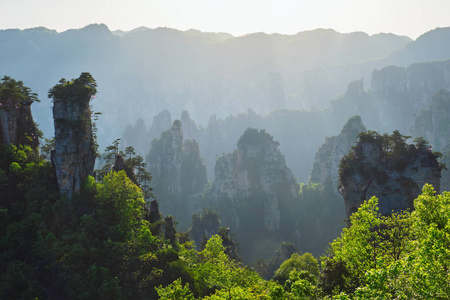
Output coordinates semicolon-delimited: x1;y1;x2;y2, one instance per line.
339;131;442;218
371;61;450;112
147;120;208;227
409;89;450;191
0;100;39;149
439;146;450;192
49;73;97;200
203;128;299;261
0;76;40;149
412;89;450;151
148;120;184;200
310;115;366;189
180;110;199;141
208;128;299;232
123;110;201;160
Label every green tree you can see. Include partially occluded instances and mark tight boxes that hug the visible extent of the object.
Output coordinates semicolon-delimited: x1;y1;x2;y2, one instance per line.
95;170;145;241
319;196;413;298
0;75;39;104
155;278;195;300
48;72;97;100
285;270;317;299
273;252;319;284
399;184;450;298
40;137;55;160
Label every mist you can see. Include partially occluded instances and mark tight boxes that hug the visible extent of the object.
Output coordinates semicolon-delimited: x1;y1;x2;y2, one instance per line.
3;22;450;266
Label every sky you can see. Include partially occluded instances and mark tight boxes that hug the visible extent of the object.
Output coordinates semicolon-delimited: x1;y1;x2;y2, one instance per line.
1;0;450;39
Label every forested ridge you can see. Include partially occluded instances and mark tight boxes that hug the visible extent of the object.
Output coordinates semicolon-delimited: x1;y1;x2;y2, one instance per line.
2;73;450;299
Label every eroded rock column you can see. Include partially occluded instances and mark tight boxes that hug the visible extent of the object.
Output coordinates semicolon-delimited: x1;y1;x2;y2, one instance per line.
50;73;97;200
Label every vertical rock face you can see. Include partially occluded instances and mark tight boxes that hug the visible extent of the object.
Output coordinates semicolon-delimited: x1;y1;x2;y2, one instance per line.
346;80;364;99
411;89;450;192
0;100;39;149
113;154;125;172
180;110;198;141
371;66;407;95
181;139;208;196
189;208;220;249
439;145;450;192
310;115;366;189
147;120;208;227
164;216;176;244
411;89;450;151
49;73;97;200
149;200;161;223
339;131;442;218
0;77;40;149
122;118;149;157
371;61;450;112
148;120;184;201
204;127;299;261
208;128;299;232
148;110;172;141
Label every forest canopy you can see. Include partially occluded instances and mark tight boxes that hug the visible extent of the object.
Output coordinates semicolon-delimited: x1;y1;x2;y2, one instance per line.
2;74;450;299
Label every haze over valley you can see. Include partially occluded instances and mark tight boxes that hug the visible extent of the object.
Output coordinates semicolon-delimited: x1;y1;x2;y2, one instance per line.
3;1;450;297
5;23;450;182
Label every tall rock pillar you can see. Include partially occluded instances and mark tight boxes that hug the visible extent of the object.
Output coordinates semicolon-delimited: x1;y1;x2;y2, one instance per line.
0;76;40;149
49;73;97;200
339;131;442;219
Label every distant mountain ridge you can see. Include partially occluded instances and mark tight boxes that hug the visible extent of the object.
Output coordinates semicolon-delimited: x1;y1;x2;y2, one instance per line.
0;23;415;143
2;24;450;149
385;27;450;66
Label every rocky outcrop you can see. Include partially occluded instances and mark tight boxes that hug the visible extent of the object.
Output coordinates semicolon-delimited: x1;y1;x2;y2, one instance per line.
122;110;200;160
310;115;366;190
113;154;125;171
298;117;365;256
189;208;220;249
339;131;442;218
411;89;450;151
149;200;161;222
371;61;450;112
0;100;39;149
203;128;299;261
164;216;176;244
49;73;97;200
346;80;365;99
371;66;407;96
440;145;450;192
0;77;40;149
122;118;149;157
180;110;199;141
147;120;208;227
148;110;172;142
439;145;450;192
207;128;299;232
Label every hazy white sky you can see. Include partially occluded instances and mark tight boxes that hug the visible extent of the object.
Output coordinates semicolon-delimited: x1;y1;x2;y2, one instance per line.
1;0;449;39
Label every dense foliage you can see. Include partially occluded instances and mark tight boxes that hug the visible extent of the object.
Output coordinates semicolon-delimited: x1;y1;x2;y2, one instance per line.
5;137;450;299
146;120;208;229
48;72;97;101
0;75;40;105
296;182;346;256
96;139;153;198
0;141;316;299
5;74;450;299
0;75;42;148
237;128;274;146
0;142;174;298
339;130;443;186
319;184;450;299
